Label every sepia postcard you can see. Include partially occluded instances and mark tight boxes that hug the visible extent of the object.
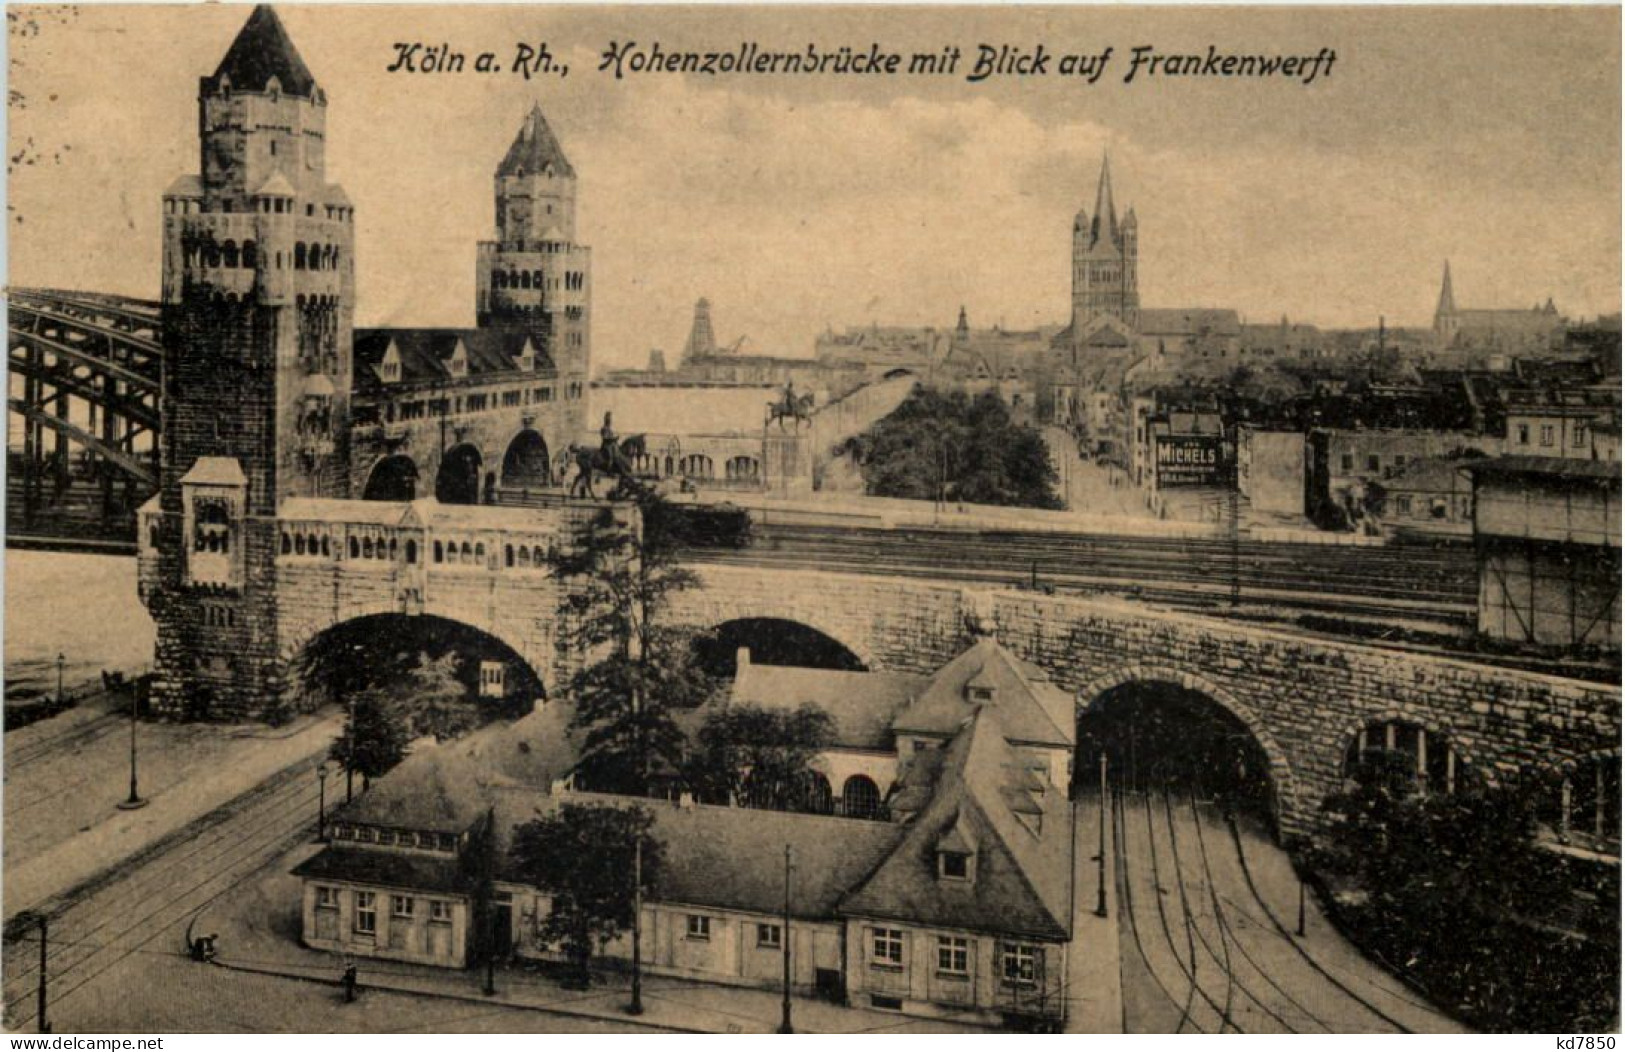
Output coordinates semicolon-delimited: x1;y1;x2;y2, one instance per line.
3;1;1620;1039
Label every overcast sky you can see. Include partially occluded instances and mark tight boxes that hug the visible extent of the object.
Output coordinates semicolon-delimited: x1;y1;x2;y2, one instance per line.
8;4;1620;371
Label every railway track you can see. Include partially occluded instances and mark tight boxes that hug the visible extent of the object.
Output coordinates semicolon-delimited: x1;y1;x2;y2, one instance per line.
687;524;1477;633
1113;788;1454;1034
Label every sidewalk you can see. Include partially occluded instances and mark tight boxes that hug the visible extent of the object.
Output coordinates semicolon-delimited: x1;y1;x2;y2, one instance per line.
1065;790;1122;1033
4;709;342;922
202;843;992;1035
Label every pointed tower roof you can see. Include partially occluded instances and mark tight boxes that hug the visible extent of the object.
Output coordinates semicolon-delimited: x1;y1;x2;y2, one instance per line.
205;5;318;98
1091;153;1118;245
498;104;576;179
1436;260;1456;316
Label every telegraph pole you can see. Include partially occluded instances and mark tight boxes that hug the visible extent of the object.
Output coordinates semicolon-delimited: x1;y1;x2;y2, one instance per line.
37;914;50;1034
778;844;793;1034
1229;487;1241;608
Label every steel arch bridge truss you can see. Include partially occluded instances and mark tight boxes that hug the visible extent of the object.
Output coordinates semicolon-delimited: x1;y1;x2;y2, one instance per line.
7;288;164;541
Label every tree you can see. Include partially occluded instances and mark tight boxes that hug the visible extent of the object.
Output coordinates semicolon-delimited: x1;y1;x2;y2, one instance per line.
329;689;411;790
395;650;480;742
686;703;835;811
550;494;720;795
509;803;664;989
847;388;1063;510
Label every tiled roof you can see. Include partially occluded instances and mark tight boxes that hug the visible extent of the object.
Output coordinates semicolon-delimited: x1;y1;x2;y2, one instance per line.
293;845;474;895
1138;308;1242;338
724;664;927;751
498;105;575;179
352;328;551;392
838;711;1072;941
180;456;246;487
487;790;903;920
332;744;489;835
205;5;318;98
891;637;1074;749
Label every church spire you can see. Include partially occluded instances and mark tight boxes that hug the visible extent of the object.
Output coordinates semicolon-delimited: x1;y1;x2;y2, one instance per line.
1436;260;1456;317
1091;152;1118;245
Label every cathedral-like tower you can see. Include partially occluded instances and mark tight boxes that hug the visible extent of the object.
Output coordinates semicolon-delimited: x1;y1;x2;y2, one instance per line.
1433;260;1459;345
476;105;592;383
149;4;355;717
1070;154;1139;334
684;297;718;362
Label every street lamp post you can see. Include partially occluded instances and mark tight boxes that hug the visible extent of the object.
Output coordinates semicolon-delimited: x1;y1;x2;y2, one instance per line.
1096;752;1108;918
317;763;330;841
116;680;146;811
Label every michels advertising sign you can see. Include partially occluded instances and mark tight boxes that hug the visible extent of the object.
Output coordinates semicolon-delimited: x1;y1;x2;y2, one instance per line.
1154;435;1226;487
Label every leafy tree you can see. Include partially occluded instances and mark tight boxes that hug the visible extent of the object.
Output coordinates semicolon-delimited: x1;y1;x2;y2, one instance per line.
1314;762;1620;1031
685;703;835;811
509;804;663;988
550;495;719;795
395;650;481;742
329;689;411;790
847;388;1063;509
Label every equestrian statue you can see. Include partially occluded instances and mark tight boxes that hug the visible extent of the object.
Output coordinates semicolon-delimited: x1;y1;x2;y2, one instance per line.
766;379;815;431
566;412;648;500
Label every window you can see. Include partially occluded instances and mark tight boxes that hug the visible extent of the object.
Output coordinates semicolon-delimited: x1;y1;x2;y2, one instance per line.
1340;453;1354;472
937;936;969;976
1517;423;1531;445
429;900;453;924
686;915;711;941
1575;424;1590;449
870;927;903;967
315;886;339;910
940;852;970;880
1396;495;1413;516
392;895;414;919
1002;944;1038;985
1366;454;1380;472
757;923;782;949
355;892;377;935
1540;424;1555;448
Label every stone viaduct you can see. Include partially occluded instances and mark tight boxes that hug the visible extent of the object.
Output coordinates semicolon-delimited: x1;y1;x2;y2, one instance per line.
141;497;1621;838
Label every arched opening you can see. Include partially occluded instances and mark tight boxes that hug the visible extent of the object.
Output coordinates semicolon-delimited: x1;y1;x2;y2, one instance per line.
1343;718;1469;797
363;455;419;502
690;617;866;679
435;444;483;505
1535;753;1621;858
1077;680;1276;827
291;613;546;729
842;775;883;820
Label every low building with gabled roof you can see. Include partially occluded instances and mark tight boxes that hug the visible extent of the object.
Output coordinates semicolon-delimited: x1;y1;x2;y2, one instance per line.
291;636;1079;1026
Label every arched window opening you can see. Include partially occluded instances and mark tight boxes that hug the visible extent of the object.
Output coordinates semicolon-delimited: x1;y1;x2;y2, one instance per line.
841;776;883;820
1343;719;1463;796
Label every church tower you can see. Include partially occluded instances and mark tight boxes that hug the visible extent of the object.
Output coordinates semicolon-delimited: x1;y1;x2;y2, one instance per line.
149;4;356;717
1433;260;1459;345
476;105;592;384
1070;154;1139;336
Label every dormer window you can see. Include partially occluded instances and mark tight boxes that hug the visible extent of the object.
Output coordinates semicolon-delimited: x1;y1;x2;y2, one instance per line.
939;851;973;881
516;340;537;372
447;341;469;378
968;686;994;704
380;343;403;384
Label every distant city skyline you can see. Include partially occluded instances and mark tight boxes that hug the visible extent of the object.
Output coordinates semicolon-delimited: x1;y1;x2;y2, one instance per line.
8;4;1620;372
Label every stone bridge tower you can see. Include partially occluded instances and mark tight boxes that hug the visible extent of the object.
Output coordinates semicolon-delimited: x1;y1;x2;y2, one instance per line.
147;4;357;717
476;105;593;387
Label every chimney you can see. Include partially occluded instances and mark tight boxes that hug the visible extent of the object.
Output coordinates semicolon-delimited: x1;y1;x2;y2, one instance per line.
736;646;751;670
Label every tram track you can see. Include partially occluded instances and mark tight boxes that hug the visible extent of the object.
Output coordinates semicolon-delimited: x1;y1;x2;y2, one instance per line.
1110;791;1207;1033
3;762;322;1031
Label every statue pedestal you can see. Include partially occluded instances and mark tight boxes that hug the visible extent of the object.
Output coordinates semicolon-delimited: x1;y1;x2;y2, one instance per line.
762;427;813;497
